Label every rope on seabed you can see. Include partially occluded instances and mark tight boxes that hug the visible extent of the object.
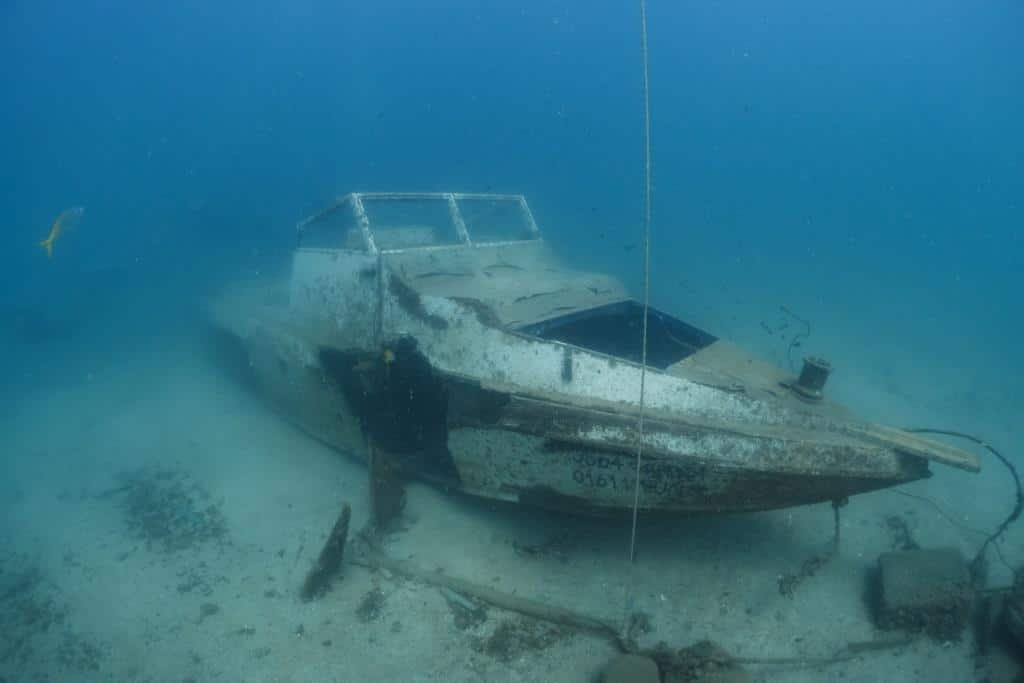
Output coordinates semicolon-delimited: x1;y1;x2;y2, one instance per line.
904;428;1022;581
622;0;653;640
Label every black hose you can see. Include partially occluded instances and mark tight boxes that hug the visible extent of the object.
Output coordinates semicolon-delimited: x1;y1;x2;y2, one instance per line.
906;428;1022;580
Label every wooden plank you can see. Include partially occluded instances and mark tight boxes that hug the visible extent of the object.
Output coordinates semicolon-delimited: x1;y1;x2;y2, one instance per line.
844;423;981;472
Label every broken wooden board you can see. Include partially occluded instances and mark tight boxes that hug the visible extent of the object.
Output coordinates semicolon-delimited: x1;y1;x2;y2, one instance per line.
845;423;981;472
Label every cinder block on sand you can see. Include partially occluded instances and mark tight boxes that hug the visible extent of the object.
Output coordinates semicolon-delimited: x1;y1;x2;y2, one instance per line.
602;654;659;683
876;547;973;640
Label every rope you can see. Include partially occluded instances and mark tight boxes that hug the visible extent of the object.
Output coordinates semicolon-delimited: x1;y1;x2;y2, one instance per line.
622;0;653;639
905;428;1022;581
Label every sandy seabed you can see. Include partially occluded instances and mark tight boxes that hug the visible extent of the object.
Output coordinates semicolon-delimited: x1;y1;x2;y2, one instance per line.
1;320;1021;683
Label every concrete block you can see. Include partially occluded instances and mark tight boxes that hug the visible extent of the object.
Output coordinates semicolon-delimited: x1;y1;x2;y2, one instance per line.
602;654;660;683
875;547;973;640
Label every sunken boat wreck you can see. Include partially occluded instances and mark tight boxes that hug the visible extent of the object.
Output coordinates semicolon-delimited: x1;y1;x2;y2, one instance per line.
206;192;979;515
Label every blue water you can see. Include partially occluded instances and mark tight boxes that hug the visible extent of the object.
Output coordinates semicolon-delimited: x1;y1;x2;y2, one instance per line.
4;1;1020;369
2;1;1022;680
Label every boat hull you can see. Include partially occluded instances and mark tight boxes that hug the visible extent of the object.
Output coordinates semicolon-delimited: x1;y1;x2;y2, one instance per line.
200;192;976;516
207;316;928;516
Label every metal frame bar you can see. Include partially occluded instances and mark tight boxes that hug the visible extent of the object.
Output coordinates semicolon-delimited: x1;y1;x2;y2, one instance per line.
296;192;541;253
446;193;472;245
350;194;378;254
355;191;526;202
518;195;541;237
294;194;354;235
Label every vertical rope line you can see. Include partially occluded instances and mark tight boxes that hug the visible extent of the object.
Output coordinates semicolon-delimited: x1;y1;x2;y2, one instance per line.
622;0;653;638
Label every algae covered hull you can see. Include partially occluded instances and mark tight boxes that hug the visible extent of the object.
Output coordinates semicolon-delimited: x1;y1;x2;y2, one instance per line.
206;192;978;515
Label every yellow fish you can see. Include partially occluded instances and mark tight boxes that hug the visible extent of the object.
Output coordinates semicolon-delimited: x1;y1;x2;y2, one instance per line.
39;206;84;258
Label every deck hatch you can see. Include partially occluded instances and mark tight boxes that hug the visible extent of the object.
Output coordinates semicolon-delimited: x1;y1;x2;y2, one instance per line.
518;300;717;369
